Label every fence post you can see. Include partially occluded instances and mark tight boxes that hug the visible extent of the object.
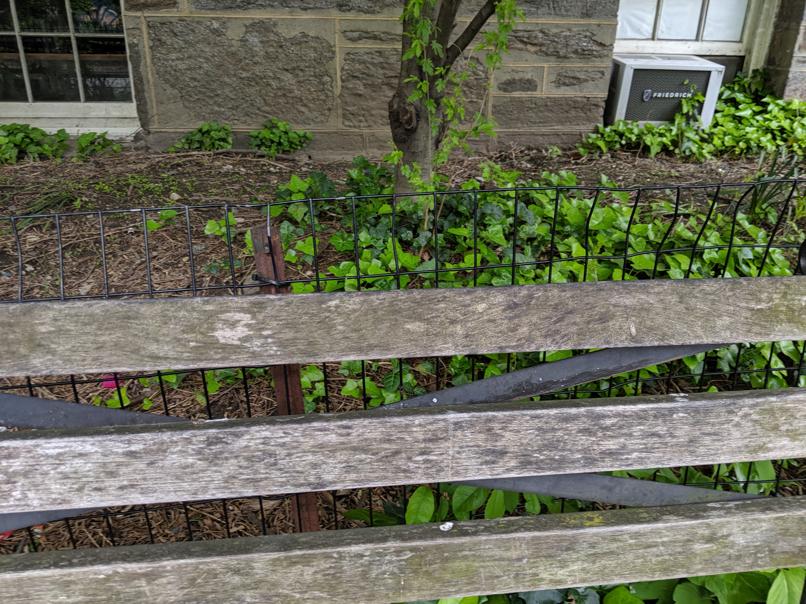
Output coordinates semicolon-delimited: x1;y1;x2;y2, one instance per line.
251;224;321;533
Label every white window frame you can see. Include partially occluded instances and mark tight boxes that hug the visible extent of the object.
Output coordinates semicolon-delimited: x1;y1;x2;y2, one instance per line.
614;0;779;71
0;0;140;138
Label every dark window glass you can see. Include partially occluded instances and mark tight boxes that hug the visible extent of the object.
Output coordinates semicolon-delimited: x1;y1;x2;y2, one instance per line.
0;0;13;31
0;35;26;100
78;36;130;101
17;0;69;32
73;0;122;34
23;36;79;101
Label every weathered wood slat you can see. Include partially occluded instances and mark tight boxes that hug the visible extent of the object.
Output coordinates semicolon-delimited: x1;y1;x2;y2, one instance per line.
0;277;803;378
0;497;803;603
0;388;803;514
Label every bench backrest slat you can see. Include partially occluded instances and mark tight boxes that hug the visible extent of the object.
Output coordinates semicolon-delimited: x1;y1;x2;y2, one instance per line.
0;497;803;603
1;388;803;514
1;276;804;378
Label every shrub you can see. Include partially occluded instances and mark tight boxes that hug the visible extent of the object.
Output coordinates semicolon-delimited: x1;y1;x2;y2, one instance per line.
580;71;806;159
248;118;312;158
346;155;394;196
0;124;69;164
168;121;233;153
75;131;122;160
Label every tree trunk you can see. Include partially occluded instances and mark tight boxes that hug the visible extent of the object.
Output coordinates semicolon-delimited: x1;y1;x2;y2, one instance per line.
389;91;434;193
390;1;502;193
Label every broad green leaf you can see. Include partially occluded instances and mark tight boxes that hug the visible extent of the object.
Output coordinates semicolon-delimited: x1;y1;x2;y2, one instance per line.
523;492;541;514
631;580;678;603
701;573;771;604
295;236;315;256
405;486;435;525
674;582;713;604
484;489;506;520
604;585;644;604
503;490;520;513
630;253;657;271
767;568;805;604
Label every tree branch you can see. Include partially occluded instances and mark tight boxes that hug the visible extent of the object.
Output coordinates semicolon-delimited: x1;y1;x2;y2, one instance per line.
433;0;462;59
443;0;498;68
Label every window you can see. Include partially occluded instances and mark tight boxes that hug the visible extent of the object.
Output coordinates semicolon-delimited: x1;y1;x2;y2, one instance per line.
0;0;132;103
615;0;755;56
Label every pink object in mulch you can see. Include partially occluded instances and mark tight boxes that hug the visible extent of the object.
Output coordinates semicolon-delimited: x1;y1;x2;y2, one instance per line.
0;531;12;540
100;375;119;389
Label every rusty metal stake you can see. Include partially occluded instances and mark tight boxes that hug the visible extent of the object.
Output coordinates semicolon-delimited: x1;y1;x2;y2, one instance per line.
251;225;321;533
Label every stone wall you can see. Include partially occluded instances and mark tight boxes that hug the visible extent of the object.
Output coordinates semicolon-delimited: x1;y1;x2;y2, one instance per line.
122;0;618;157
767;0;806;98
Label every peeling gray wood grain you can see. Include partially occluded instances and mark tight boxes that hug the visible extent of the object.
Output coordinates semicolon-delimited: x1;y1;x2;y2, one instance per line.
0;497;803;603
0;388;803;514
0;277;804;378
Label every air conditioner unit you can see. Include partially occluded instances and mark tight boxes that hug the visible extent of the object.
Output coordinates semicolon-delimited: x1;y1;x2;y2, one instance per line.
604;54;725;127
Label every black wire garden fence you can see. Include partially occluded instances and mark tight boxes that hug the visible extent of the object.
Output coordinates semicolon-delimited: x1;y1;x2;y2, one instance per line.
0;177;804;554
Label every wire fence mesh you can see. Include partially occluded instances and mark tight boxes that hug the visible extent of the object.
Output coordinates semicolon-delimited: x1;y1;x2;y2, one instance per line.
0;178;804;554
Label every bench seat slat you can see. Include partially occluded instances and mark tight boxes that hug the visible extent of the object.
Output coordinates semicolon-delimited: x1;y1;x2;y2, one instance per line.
0;497;803;603
0;388;803;514
1;277;804;378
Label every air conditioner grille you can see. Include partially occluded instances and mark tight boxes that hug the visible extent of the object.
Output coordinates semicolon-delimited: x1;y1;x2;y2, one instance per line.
625;69;711;122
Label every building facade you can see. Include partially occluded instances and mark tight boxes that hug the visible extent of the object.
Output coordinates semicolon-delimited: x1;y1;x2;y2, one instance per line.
1;0;804;157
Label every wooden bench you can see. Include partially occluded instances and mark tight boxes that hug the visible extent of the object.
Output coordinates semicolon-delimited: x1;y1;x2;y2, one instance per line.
0;275;804;602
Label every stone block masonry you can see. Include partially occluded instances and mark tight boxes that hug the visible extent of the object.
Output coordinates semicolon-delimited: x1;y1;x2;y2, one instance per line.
766;0;806;99
122;0;618;158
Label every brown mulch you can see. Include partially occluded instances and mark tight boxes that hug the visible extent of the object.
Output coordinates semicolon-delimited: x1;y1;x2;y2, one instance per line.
0;146;764;217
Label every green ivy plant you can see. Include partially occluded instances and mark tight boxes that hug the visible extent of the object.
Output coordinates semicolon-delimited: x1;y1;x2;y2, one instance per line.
264;162;804;539
248;118;312;158
168;121;233;153
416;568;805;604
0;123;69;164
145;209;179;232
580;72;806;160
75;131;122;160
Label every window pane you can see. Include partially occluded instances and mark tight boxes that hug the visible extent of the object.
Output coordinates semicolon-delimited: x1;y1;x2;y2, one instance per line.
0;35;27;100
23;36;79;101
0;0;13;31
703;0;748;41
617;0;658;39
16;0;69;32
78;36;130;101
658;0;703;40
73;0;123;34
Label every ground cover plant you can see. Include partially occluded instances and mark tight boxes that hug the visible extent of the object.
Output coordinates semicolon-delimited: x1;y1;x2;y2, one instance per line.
248;118;312;158
75;131;122;160
168;121;233;153
581;72;806;160
417;568;806;604
0;123;68;164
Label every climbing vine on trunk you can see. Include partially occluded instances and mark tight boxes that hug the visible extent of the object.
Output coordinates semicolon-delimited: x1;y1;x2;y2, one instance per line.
388;0;522;190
